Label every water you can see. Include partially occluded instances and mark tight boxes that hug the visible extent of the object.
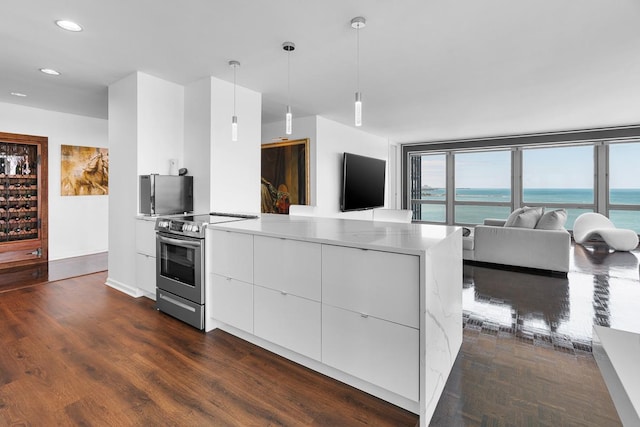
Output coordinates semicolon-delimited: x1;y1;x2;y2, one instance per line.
416;188;640;232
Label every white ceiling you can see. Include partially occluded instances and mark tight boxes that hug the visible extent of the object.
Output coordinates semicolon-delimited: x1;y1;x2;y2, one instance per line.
1;0;640;144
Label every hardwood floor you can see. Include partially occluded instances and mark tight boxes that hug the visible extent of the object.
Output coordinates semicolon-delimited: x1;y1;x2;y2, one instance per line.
0;249;628;426
0;272;417;426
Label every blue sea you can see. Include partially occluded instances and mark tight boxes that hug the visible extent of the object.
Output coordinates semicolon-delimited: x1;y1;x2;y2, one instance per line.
417;188;640;232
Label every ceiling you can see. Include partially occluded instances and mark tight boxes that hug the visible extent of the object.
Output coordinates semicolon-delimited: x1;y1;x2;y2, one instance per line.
1;1;640;144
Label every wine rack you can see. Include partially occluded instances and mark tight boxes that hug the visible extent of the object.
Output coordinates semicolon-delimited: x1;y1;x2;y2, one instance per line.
0;133;48;268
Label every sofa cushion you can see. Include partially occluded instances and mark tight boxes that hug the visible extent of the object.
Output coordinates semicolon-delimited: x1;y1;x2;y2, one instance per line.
505;206;544;229
535;208;567;230
504;207;525;227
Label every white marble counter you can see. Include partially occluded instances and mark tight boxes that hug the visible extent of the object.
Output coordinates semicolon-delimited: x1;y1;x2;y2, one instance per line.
205;213;463;426
207;213;460;256
593;326;640;425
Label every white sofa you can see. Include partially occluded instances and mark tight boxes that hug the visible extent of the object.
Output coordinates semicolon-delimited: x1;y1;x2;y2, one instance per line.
463;217;571;273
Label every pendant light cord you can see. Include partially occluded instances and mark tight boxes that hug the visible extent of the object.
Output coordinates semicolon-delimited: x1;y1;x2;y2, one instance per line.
356;25;360;93
287;49;291;106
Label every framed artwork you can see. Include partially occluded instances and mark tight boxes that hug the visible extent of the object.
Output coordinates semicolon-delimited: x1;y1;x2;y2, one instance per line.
60;145;109;196
261;139;309;214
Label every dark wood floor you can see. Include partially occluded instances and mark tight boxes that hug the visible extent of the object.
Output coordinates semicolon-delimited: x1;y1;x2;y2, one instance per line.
0;270;417;426
0;250;626;426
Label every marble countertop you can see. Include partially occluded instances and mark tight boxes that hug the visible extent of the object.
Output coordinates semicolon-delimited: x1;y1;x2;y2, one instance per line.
593;326;640;424
206;213;461;255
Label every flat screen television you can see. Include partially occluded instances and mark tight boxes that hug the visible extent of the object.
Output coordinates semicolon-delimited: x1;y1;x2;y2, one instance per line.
341;152;386;212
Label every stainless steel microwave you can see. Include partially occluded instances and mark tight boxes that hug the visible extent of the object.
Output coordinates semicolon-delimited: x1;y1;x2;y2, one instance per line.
139;174;193;215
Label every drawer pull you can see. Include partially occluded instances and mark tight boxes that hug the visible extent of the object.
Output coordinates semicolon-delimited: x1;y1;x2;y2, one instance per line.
360;313;369;318
281;290;288;295
226;277;232;281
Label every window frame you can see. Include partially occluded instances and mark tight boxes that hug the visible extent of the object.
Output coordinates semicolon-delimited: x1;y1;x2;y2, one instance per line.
402;126;640;232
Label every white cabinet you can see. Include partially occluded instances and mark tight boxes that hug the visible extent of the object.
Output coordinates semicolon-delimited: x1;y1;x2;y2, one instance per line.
322;245;420;328
210;273;253;334
135;219;157;256
254;236;321;301
135;253;156;296
135;218;157;298
208;229;253;283
254;286;321;360
322;304;419;401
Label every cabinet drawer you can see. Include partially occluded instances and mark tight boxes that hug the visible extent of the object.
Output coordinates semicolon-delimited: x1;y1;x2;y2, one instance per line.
135;219;157;256
322;304;418;401
210;273;253;334
322;245;419;328
207;229;253;283
254;286;321;361
254;236;321;301
135;253;156;297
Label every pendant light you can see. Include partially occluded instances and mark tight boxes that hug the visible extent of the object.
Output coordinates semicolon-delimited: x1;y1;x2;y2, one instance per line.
283;41;295;135
229;60;240;141
351;17;366;127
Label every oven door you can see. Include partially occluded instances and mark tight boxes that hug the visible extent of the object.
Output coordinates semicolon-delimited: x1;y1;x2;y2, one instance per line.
156;232;204;304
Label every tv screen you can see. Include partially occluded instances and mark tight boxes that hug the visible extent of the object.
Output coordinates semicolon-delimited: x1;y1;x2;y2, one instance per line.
341;152;386;212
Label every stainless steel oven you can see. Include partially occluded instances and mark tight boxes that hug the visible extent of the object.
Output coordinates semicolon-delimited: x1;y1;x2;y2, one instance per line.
156;230;205;329
155;213;257;330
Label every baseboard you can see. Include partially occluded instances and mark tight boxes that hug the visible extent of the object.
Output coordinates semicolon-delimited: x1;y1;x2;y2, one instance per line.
105;277;143;298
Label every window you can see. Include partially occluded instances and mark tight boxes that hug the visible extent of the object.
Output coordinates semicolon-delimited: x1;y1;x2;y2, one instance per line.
608;142;640;233
404;127;640;234
409;153;446;222
522;145;594;229
454;150;511;224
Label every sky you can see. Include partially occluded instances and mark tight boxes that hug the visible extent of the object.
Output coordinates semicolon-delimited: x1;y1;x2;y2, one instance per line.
419;142;640;189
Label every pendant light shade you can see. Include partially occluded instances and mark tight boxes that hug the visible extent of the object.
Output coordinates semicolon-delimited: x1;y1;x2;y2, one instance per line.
285;105;293;135
351;17;366;127
283;41;295;135
354;92;362;127
229;60;240;141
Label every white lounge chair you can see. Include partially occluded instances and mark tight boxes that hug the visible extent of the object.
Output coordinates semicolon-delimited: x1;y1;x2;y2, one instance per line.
573;213;639;251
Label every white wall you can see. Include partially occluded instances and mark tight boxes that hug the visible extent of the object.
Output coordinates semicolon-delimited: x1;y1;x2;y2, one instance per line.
263;115;390;219
107;72;186;294
210;77;262;214
107;73;138;291
315;116;389;220
137;74;184;175
0;102;108;260
184;78;213;214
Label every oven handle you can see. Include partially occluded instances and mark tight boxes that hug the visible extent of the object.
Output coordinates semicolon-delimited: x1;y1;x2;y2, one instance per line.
157;234;202;249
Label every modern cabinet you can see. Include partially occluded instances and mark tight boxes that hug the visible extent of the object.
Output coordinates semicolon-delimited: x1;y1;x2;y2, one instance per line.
208;229;254;332
322;304;419;400
205;215;463;427
0;132;48;269
135;218;157;298
254;286;321;360
322;245;419;328
254;235;321;301
210;273;253;333
208;229;253;283
321;244;420;401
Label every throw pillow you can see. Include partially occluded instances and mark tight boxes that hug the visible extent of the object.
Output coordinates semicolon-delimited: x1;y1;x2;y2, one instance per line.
535;208;567;230
504;207;525;227
507;206;544;229
462;227;471;237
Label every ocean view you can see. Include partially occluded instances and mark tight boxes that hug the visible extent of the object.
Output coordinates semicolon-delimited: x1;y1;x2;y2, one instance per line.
416;188;640;231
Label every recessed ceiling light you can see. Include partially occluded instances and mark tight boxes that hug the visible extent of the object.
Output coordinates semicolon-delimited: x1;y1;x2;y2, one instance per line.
55;20;83;32
10;92;27;97
40;68;61;76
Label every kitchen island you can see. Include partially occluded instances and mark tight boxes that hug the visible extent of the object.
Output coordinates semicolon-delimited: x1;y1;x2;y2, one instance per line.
205;214;462;426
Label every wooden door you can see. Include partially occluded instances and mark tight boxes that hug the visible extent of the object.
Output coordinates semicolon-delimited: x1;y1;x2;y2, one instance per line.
0;132;48;268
